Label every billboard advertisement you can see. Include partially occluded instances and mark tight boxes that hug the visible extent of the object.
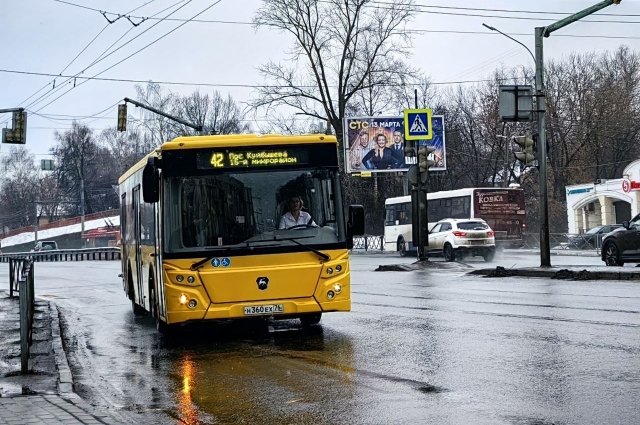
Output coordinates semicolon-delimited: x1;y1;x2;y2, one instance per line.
343;115;446;174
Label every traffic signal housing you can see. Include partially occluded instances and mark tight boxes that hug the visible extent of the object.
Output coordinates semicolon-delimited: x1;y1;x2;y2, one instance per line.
1;110;27;144
513;135;536;167
418;144;436;173
117;103;127;132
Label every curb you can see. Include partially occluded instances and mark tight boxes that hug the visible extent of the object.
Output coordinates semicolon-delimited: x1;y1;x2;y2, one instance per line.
49;302;76;397
470;266;640;280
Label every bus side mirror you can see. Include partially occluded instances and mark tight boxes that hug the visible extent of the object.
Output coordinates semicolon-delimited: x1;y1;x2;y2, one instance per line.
142;157;160;203
347;205;365;248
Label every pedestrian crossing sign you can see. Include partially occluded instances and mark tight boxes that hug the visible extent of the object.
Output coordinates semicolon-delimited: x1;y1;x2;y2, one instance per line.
403;108;433;140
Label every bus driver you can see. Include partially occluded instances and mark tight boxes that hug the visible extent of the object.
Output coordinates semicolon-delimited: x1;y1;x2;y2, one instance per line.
279;195;317;229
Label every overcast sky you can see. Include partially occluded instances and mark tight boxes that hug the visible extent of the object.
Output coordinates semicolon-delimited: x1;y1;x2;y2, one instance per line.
1;0;639;161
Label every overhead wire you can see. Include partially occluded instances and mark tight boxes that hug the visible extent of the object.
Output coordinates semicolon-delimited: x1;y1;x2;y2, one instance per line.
31;0;224;113
15;1;159;116
54;0;640;23
24;0;193;112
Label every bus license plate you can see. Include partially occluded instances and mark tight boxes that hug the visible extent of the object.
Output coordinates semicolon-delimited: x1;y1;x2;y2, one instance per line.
244;304;284;316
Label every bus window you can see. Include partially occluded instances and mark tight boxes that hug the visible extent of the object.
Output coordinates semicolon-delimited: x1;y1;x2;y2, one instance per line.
164;169;344;253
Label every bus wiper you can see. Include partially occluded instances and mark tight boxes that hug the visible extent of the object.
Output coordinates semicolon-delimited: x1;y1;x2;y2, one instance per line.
279;236;330;261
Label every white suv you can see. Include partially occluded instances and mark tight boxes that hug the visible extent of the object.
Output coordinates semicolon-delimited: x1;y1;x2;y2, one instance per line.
428;218;496;262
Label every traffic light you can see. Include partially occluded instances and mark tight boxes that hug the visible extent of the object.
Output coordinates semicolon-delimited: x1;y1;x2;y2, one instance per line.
418;144;436;173
513;135;536;167
1;110;27;144
117;103;127;132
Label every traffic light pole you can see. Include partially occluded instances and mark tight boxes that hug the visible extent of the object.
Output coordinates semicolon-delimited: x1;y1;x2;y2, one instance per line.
123;98;203;133
413;90;428;261
535;0;621;267
534;28;550;267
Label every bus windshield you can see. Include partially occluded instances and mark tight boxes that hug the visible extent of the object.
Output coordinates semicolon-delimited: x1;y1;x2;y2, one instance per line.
163;168;344;254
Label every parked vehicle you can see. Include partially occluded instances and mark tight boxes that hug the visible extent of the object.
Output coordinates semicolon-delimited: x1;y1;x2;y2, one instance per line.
427;218;496;262
568;224;622;249
33;240;58;251
601;214;640;266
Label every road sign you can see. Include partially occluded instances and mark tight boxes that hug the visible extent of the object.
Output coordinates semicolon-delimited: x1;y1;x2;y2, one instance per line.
403;108;433;141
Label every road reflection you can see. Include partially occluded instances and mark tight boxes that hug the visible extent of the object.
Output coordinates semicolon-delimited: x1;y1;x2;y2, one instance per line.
158;320;355;424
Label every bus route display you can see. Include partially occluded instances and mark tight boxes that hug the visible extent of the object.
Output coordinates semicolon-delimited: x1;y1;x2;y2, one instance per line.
194;146;326;170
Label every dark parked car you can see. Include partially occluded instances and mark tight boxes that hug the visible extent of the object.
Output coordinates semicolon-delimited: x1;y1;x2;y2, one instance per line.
601;214;640;266
568;224;622;249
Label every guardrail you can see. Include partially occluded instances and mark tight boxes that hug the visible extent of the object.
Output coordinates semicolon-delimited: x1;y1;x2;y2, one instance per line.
0;247;121;263
352;233;608;254
522;232;603;251
352;235;384;251
9;258;35;373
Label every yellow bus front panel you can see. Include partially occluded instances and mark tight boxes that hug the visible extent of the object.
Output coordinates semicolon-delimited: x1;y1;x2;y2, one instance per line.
161;249;350;325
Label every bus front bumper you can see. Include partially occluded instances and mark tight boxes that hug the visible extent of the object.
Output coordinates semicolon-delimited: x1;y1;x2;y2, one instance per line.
166;297;350;324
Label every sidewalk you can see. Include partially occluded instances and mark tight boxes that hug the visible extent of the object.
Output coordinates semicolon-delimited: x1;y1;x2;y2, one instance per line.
0;292;123;424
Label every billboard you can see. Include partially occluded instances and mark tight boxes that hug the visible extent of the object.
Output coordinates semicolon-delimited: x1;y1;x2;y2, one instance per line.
343;115;446;174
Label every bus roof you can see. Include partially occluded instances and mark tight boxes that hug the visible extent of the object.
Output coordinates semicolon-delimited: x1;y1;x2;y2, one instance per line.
384;187;523;205
118;133;338;184
161;133;337;151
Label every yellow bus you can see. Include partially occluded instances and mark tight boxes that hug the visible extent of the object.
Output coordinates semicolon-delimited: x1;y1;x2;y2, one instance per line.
118;134;364;333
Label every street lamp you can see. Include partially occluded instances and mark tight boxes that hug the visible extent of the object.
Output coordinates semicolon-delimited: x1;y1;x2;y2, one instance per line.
484;0;622;267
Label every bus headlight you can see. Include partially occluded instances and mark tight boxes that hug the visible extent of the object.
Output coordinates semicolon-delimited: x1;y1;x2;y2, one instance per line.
188;299;197;309
333;283;342;294
187;276;195;284
176;275;184;283
326;290;335;300
179;294;188;305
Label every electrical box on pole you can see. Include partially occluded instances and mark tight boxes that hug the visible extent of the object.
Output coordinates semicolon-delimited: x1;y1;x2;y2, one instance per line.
498;85;533;122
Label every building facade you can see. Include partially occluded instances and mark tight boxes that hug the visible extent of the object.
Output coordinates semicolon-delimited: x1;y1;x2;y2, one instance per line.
565;159;640;234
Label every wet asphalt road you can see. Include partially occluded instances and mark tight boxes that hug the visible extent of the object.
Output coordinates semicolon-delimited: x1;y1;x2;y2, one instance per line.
3;252;640;424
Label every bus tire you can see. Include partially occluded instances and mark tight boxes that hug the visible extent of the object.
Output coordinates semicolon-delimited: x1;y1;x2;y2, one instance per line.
443;244;456;262
129;272;145;316
300;313;322;327
397;237;407;257
150;280;175;335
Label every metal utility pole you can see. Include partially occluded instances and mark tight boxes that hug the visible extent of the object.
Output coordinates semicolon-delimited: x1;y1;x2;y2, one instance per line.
535;0;622;267
414;90;427;261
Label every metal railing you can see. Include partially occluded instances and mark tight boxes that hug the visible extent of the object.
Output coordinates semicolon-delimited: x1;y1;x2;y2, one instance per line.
352;235;384;251
522;232;604;251
8;258;35;373
0;247;121;263
351;232;607;253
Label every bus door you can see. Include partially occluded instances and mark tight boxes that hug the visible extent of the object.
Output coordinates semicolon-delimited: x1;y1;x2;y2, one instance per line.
133;186;143;305
153;199;165;318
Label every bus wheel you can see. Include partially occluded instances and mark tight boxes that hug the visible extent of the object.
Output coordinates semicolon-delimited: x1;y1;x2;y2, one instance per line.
132;300;146;316
129;274;145;316
300;313;322;327
397;238;407;257
443;244;456;262
150;286;174;335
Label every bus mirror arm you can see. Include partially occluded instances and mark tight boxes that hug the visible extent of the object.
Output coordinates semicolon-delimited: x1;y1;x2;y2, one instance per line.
142;157;160;203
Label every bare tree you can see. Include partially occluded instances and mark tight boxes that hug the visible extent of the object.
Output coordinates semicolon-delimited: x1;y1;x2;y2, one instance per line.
52;122;105;215
0;147;39;229
544;47;640;231
99;127;145;176
178;91;252;135
252;0;415;167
